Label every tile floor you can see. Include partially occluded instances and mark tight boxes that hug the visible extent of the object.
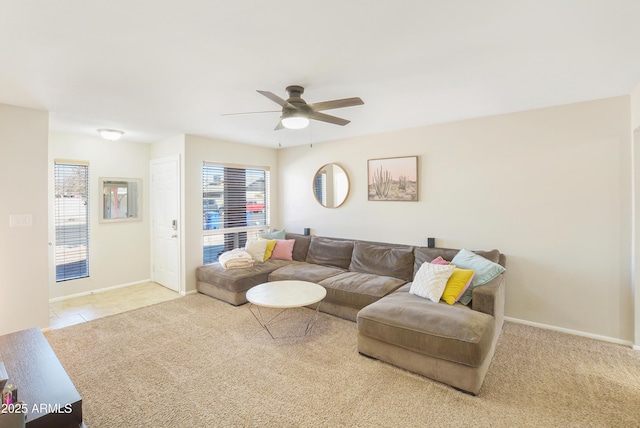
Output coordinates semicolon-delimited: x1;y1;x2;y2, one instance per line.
49;282;181;330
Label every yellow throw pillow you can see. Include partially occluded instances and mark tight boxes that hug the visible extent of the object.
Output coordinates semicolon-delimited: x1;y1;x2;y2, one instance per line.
441;268;475;305
263;239;277;261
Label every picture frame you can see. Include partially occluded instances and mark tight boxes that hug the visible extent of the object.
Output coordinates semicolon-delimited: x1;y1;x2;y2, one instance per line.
99;177;143;223
367;156;418;201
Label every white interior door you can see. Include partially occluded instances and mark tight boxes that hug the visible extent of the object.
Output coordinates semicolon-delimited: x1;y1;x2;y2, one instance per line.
151;156;181;292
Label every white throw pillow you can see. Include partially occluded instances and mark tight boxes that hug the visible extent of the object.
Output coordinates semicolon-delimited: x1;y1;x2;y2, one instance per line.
245;239;269;262
409;262;456;303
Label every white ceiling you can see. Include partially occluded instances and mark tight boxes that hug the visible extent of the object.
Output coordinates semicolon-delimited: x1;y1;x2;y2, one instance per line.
2;1;640;148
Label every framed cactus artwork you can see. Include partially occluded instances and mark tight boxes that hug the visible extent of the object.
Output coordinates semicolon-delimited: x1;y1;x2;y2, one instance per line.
367;156;418;201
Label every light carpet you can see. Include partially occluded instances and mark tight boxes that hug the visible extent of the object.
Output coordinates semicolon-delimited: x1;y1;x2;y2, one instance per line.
45;294;640;427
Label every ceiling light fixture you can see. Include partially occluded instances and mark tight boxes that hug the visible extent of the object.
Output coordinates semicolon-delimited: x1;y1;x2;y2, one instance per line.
97;129;125;141
281;112;309;130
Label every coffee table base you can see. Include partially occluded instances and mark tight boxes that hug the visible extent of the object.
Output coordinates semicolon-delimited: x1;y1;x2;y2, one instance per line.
248;302;322;339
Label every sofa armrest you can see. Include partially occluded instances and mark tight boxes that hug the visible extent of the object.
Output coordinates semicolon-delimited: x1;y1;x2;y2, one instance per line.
471;274;505;321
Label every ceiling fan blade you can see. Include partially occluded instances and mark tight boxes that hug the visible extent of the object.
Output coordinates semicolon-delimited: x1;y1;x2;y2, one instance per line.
257;90;295;109
308;111;350;126
221;110;280;116
274;120;284;131
306;97;364;112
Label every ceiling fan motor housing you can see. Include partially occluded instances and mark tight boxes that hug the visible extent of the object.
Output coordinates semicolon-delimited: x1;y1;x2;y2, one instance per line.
285;85;308;109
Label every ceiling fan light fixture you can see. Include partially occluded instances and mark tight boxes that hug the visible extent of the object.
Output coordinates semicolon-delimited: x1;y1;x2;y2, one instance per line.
97;128;124;141
281;114;309;130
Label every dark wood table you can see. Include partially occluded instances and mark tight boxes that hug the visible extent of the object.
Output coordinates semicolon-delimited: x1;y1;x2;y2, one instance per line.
0;328;83;428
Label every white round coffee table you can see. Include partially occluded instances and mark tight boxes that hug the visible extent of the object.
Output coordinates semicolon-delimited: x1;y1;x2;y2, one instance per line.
246;280;327;338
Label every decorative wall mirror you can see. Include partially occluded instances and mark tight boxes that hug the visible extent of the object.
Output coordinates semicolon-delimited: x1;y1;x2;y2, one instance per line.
313;163;350;208
99;177;142;222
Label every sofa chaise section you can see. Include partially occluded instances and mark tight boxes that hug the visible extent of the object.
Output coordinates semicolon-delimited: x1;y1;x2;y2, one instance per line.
196;233;312;305
357;254;506;395
196;259;293;306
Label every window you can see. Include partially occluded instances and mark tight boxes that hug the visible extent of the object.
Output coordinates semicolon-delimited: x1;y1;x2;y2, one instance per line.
202;162;270;264
54;161;90;281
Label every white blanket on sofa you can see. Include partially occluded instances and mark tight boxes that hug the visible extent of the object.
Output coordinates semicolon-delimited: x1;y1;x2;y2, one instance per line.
219;249;254;270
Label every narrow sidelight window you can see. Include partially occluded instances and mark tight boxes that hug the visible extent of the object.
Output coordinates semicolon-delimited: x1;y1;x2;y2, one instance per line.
54;161;90;281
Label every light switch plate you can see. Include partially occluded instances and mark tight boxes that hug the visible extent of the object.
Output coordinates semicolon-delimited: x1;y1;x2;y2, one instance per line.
9;214;32;227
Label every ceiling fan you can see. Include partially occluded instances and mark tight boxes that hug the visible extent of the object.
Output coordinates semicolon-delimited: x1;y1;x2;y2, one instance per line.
224;85;364;130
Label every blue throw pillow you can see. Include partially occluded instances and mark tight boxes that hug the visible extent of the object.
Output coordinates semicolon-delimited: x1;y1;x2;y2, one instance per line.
451;248;505;306
259;229;286;240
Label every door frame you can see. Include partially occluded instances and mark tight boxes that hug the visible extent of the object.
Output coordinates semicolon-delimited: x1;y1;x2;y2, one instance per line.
634;128;640;350
150;155;183;295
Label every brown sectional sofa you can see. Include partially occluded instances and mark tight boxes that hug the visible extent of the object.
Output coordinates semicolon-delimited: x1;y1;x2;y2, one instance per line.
357;247;505;395
196;233;506;395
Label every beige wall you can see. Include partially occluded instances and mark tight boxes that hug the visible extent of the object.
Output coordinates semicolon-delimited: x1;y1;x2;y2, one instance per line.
0;104;49;335
278;96;633;343
631;84;640;348
182;135;279;293
631;84;640;131
150;134;185;160
48;133;152;299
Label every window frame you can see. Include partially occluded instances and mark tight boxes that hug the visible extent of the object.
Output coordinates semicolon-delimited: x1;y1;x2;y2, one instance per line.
202;162;270;265
54;160;90;282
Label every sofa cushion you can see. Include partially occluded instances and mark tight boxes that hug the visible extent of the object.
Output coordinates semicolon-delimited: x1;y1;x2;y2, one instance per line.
271;239;295;261
413;247;501;278
285;233;312;262
452;249;505;287
349;242;415;282
245;239;269;262
262;239;277;260
441;268;475;305
319;271;406;309
452;249;506;306
305;236;354;269
196;259;292;293
357;289;495;367
268;262;346;283
409;262;455;302
260;229;286;239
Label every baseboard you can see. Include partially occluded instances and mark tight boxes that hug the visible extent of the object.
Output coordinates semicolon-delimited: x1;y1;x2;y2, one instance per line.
49;279;152;303
633;344;640;351
183;289;198;296
504;316;635;348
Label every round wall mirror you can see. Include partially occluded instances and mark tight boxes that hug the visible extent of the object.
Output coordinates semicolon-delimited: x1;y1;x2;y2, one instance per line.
313;163;350;208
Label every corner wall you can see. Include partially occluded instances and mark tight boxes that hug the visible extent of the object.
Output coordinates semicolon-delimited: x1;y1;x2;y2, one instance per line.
278;96;633;343
0;104;49;335
630;83;640;348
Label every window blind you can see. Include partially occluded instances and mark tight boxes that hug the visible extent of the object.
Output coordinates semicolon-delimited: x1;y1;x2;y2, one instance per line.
202;162;270;264
54;161;90;281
